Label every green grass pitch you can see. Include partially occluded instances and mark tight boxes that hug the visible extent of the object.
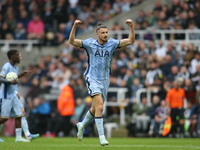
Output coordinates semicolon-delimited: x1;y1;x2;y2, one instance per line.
0;137;199;150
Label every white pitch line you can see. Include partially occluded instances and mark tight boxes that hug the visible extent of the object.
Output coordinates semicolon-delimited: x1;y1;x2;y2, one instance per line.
46;144;200;149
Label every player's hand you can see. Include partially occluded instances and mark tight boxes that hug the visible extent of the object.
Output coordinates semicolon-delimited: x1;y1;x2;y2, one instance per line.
125;19;134;27
74;20;82;28
16;93;20;99
21;108;26;116
22;70;32;77
10;79;18;84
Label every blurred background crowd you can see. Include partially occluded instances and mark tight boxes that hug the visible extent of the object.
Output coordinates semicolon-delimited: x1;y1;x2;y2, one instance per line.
1;0;200;138
0;0;145;45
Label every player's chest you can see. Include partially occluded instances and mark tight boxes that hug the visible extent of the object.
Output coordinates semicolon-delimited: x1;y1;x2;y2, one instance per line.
90;46;113;58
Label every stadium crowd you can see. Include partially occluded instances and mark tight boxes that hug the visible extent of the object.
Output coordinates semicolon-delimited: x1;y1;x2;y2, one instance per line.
0;0;145;45
1;0;200;138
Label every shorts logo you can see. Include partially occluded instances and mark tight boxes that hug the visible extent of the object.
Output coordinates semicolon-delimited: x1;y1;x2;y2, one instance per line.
179;97;182;100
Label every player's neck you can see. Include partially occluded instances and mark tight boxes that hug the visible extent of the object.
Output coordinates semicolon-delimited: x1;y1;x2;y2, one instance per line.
98;39;106;45
9;61;17;67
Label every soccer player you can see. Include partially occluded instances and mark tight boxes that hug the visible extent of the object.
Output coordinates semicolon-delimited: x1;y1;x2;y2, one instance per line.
0;50;39;142
69;19;135;146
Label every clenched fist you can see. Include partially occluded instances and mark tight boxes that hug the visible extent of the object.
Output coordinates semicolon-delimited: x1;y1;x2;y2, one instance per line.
74;20;82;28
125;19;134;27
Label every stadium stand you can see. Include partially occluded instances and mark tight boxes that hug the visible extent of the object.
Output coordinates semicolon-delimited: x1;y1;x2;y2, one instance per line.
1;0;200;138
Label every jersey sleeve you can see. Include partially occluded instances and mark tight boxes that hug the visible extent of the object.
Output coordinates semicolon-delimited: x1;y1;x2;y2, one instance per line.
110;38;120;49
81;38;93;51
0;64;10;77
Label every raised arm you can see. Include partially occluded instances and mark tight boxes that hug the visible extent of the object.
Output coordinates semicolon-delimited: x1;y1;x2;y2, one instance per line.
69;20;82;47
119;19;135;47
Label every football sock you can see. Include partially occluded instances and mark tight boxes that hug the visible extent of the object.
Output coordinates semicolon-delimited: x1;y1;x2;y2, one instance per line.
81;111;94;127
21;116;30;137
16;128;22;138
95;117;104;137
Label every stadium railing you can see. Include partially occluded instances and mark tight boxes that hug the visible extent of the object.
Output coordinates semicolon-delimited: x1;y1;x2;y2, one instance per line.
0;40;39;52
109;29;200;51
136;88;188;108
104;87;128;125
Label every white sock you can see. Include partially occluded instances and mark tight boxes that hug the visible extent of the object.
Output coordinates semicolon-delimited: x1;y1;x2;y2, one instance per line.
99;135;105;139
21;116;31;137
15;128;22;138
81;111;94;127
95;117;104;138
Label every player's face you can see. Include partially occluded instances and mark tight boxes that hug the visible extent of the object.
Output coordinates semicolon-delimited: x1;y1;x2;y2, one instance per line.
97;28;108;42
14;52;22;64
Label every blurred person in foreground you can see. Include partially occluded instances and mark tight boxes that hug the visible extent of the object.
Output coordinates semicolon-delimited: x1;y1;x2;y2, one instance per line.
69;19;135;146
166;80;185;137
0;50;39;142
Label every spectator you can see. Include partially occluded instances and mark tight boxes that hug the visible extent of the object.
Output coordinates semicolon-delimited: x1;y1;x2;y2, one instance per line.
56;23;71;44
162;55;176;80
131;97;149;134
184;100;193;136
176;66;190;80
189;53;200;75
145;61;163;87
178;42;187;65
121;0;131;12
0;23;12;39
73;78;88;100
5;13;16;32
68;0;80;15
184;79;196;105
184;43;195;67
188;21;200;40
29;95;51;134
113;0;122;13
42;5;53;30
66;14;76;29
154;0;162;11
116;51;128;69
148;100;168;137
166;42;177;61
127;52;140;74
136;42;149;58
155;40;167;59
52;0;68;24
136;10;145;24
145;11;155;26
17;10;31;28
27;14;44;40
170;66;179;81
70;98;86;127
14;23;26;40
130;78;143;103
146;95;160;119
78;4;90;22
157;81;171;100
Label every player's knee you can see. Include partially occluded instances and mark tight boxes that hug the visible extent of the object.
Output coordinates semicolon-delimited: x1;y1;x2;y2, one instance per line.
96;104;104;112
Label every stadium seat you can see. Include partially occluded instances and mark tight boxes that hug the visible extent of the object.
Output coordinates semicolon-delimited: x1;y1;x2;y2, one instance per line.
104;122;119;138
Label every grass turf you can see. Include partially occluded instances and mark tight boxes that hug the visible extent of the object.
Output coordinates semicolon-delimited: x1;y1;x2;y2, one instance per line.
0;137;199;150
